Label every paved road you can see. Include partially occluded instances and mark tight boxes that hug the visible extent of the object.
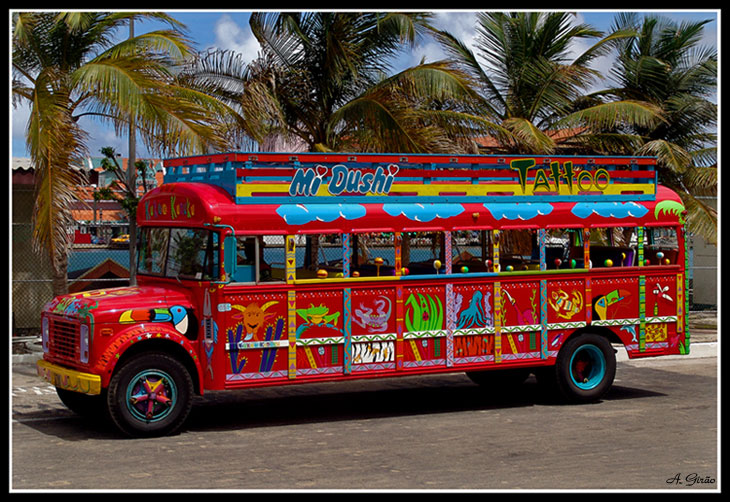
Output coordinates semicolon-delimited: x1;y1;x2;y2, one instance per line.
11;347;718;491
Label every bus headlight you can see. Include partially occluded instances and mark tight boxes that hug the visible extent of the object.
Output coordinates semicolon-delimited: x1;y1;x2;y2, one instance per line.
41;317;49;353
79;324;90;364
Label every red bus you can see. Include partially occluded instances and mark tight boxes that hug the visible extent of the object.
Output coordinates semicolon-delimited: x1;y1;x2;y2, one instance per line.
37;152;690;436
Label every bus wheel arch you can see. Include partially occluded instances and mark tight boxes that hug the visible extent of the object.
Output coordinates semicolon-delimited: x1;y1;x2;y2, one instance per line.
109;337;203;397
537;328;617;403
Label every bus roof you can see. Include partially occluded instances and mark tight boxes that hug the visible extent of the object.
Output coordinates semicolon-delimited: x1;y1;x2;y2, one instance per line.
141;152;685;232
163;152;658;204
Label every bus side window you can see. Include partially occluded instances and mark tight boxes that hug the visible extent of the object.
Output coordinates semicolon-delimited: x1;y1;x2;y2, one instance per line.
589;227;638;268
451;230;489;272
402;231;443;276
352;232;395;277
232;235;284;283
499;229;538;271
545;229;571;269
314;234;344;278
260;235;285;282
645;227;679;265
234;236;257;282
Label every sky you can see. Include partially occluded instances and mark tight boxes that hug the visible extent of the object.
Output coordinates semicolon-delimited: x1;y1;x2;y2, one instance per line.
10;9;720;161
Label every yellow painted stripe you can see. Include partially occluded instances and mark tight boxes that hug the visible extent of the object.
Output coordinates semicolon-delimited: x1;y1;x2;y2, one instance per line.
305;347;317;369
409;340;422;361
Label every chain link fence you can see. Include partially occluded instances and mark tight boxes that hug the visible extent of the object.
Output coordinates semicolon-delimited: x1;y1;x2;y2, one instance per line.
12;222;133;334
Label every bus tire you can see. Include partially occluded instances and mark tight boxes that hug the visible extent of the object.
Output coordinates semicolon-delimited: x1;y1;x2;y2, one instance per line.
466;368;531;389
553;333;616;403
106;352;193;437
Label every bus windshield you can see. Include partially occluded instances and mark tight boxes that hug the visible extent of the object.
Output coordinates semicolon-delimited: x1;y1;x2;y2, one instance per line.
137;227;220;281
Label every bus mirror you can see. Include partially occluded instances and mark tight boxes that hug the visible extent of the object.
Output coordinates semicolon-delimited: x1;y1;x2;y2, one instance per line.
223;234;237;282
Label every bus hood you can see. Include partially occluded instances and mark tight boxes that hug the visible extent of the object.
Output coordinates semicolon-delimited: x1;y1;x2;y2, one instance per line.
43;285;195;335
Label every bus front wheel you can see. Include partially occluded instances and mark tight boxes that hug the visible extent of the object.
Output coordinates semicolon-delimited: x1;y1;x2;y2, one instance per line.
541;333;616;403
106;352;193;437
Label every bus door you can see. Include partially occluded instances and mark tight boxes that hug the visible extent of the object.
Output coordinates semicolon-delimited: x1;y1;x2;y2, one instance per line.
499;280;544;363
217;234;290;387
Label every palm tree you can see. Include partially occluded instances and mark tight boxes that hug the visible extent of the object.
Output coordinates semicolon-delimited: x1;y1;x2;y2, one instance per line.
431;11;662;155
12;12;231;295
182;11;489;154
594;13;717;243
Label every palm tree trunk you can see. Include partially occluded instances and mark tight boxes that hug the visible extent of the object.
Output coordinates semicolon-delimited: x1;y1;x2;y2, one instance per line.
51;253;69;296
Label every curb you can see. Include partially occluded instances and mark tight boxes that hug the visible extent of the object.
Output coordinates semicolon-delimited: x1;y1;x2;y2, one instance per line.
614;342;717;362
12;353;45;365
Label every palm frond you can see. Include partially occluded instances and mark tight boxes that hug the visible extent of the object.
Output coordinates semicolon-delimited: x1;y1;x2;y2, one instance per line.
502;117;555;154
559;100;665;131
638;139;692;174
680;192;717;245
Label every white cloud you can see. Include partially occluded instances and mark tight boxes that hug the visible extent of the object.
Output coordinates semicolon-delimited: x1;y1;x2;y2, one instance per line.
432;11;479;46
405;11;479;69
11;102;31;157
213;14;261;63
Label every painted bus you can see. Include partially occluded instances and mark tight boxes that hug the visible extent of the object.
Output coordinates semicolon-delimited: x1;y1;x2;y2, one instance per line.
37;152;690;436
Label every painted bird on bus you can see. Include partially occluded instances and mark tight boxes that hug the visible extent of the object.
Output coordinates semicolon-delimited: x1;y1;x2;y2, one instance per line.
118;305;189;335
592;289;630;321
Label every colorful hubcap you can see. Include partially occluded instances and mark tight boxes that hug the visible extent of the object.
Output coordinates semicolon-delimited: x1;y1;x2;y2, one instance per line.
569;344;606;390
126;370;176;422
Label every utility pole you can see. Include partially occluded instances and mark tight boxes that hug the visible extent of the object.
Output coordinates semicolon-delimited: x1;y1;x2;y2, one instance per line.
127;17;138;286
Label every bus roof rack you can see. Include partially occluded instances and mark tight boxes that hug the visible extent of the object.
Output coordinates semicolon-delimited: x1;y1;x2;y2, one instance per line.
163;152;657;204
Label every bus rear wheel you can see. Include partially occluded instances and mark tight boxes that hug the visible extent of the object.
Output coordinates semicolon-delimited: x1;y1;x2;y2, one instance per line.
541;333;616;403
106;352;193;437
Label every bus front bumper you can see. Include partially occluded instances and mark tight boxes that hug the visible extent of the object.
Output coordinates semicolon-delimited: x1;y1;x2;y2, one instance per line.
37;359;102;395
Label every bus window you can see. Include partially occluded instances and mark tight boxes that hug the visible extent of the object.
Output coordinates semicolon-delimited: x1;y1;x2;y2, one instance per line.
166;228;220;280
352;232;395;277
500;229;538;271
545;229;571;269
313;234;344;278
234;236;257;282
645;227;679;265
232;235;287;283
589;227;638;268
260;235;286;281
137;227;169;275
452;230;490;273
402;231;443;276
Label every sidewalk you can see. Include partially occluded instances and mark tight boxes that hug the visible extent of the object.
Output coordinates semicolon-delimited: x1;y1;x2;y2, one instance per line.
11;311;717;365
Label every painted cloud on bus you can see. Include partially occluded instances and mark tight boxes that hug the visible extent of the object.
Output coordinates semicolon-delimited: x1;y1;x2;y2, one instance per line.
571;202;649;219
484;202;554;220
276;203;366;225
382;203;464;222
